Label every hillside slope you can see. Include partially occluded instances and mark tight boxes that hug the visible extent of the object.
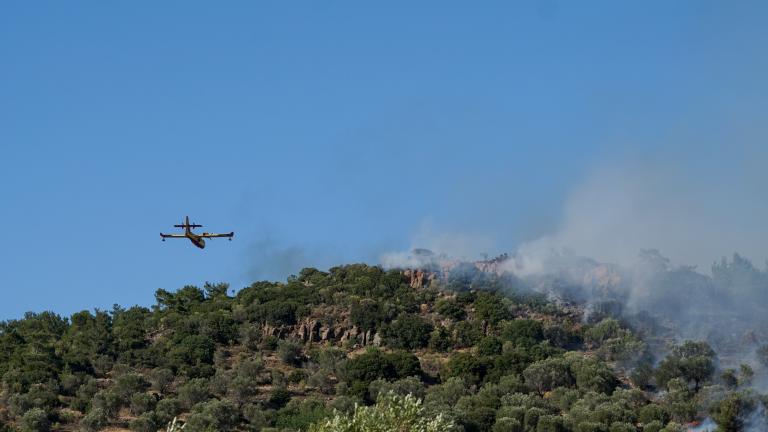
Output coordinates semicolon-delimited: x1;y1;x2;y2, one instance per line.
0;262;762;431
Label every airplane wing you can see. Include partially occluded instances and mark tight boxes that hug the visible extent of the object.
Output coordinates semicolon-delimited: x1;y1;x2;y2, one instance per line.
160;233;187;238
199;232;234;238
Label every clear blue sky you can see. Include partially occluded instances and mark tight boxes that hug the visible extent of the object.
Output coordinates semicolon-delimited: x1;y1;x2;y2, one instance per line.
2;2;767;319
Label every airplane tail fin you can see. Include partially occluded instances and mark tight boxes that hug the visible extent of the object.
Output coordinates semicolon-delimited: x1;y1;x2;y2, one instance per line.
173;216;202;232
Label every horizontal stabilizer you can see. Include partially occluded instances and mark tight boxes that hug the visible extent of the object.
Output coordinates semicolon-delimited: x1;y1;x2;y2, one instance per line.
174;224;202;228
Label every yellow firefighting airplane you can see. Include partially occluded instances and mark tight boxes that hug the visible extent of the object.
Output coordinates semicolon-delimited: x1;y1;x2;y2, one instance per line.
160;216;234;249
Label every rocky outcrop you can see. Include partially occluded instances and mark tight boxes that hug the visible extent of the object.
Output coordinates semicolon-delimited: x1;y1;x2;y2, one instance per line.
473;253;510;275
296;318;321;342
260;319;382;348
320;326;334;342
403;269;437;288
261;324;286;339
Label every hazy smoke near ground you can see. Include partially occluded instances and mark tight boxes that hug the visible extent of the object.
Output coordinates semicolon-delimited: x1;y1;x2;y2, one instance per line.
246;238;344;282
381;223;497;269
505;155;768;368
382;152;768;380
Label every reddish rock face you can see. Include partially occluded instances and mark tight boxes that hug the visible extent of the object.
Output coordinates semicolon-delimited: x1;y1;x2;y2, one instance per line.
403;269;428;288
401;253;512;288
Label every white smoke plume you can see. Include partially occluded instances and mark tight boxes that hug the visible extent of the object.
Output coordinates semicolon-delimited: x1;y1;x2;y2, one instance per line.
381;150;768;366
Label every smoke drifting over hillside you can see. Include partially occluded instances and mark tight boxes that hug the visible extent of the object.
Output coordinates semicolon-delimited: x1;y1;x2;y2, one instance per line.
382;152;768;370
514;155;768;273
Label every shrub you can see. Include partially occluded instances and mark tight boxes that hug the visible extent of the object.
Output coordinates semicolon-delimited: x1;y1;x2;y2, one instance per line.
185;399;240;432
308;393;458;432
643;421;663;432
368;376;426;402
91;390;122;417
112;373;149;402
20;408;50;432
288;369;307;384
443;353;492;385
351;299;386;331
452;321;483;349
344;349;422;399
387;351;422;378
275;397;331;430
168;335;215;373
277;339;304;366
543;323;578;348
710;392;757;432
264;301;298;326
424;377;470;408
566;354;620;394
428;326;452;352
630;362;653;388
461;405;497;432
261;335;279;351
655;340;716;390
242;403;270;429
229;373;260;404
71;377;98;412
129;412;158;432
575;422;607;432
130;392;157;415
474;292;510;324
154;397;182;425
149;367;174;393
502;320;544;347
270;387;292;409
80;408;109;432
477;336;503;356
609;423;636;432
537;414;568;432
384;314;433;350
435;298;466;320
639;404;670;425
523;358;573;394
177;378;210;410
493;417;523;432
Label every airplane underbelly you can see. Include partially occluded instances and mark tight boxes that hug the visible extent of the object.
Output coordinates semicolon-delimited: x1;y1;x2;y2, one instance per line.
190;237;206;249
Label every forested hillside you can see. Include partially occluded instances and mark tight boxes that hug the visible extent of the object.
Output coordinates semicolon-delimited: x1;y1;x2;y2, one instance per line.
0;262;765;432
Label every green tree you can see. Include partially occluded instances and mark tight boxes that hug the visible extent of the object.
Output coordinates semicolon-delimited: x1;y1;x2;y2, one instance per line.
477;336;503;356
154;397;182;426
655;341;716;390
384;314;433;350
309;393;459;432
435;298;466;320
428;326;452;352
351;299;387;332
493;417;523;432
474;292;510;324
185;399;240;432
177;378;211;410
130;392;157;415
277;339;304;366
502;319;544;348
275;397;332;430
710;392;756;432
80;408;109;432
523;357;573;395
129;412;159;432
20;408;50;432
148;367;174;393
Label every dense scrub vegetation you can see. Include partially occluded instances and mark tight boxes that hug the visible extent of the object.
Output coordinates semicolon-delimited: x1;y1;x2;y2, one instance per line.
1;263;766;431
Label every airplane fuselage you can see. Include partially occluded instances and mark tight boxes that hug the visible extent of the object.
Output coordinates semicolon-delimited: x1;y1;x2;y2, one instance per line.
160;216;233;248
186;232;206;249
